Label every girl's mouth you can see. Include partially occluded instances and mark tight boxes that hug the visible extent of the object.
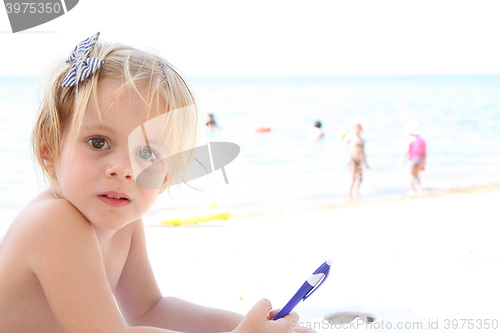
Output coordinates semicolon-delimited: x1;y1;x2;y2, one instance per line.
98;193;131;207
102;194;128;200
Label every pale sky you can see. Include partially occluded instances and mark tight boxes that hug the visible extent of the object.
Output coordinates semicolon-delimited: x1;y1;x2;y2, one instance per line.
1;0;500;77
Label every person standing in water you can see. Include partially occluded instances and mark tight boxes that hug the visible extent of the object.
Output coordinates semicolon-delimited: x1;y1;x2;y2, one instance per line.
404;123;427;194
346;122;369;199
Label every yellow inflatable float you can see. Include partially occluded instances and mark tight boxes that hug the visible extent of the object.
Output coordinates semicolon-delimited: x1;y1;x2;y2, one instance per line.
155;205;230;226
160;210;230;226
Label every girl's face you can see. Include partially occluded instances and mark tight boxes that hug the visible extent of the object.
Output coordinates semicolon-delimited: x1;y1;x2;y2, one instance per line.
53;81;165;231
353;123;363;135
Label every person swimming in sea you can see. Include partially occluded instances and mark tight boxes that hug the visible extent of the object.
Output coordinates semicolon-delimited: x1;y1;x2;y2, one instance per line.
205;113;219;131
308;120;324;140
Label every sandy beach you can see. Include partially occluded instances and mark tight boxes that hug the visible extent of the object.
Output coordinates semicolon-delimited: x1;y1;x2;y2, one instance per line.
144;185;500;332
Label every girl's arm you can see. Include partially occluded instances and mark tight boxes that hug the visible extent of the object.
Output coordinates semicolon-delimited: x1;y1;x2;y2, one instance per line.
132;297;243;332
114;220;243;332
114;220;315;333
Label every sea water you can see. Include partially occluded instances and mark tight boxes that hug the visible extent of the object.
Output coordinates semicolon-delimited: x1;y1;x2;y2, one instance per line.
1;75;500;229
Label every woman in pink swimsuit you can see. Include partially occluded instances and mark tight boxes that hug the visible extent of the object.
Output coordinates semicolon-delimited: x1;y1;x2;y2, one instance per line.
404;126;427;194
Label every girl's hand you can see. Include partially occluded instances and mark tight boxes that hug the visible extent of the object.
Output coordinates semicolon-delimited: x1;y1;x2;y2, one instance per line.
267;309;317;333
232;299;317;333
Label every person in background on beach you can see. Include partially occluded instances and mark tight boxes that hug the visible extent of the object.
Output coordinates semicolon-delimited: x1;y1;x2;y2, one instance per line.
308;120;324;140
205;112;219;131
404;122;427;194
0;33;314;333
346;122;369;199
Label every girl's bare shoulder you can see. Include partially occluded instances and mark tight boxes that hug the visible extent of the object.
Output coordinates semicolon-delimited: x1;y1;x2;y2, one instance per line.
0;191;95;290
5;191;91;248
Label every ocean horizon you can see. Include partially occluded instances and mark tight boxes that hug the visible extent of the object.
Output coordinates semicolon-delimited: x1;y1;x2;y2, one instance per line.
1;74;500;229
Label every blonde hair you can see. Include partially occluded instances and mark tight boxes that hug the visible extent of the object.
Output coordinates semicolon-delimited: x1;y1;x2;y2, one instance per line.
32;37;198;192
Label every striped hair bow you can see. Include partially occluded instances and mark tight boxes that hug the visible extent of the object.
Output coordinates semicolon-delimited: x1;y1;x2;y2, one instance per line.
62;32;104;87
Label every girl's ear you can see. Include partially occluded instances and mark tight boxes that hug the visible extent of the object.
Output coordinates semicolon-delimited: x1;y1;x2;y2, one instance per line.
40;140;55;174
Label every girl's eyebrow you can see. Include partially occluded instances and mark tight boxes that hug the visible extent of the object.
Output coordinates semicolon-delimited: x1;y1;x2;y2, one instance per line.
80;123;116;133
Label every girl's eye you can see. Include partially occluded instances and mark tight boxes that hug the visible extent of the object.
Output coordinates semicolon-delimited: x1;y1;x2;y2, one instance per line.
88;137;109;150
136;147;160;161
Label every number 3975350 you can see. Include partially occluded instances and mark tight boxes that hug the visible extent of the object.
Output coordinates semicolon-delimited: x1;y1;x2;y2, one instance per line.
5;2;62;14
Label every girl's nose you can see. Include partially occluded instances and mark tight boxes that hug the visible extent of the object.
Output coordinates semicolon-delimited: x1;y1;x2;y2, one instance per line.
105;151;134;181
